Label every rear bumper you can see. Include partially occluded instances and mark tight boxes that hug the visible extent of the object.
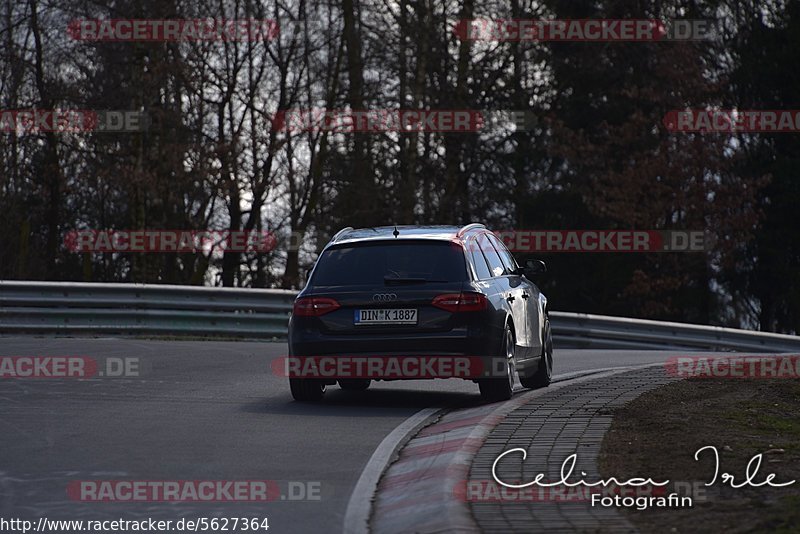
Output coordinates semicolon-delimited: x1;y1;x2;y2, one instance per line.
287;321;505;380
290;310;507;351
291;330;494;357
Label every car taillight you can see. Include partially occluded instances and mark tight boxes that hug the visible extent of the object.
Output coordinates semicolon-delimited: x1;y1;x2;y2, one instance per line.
293;297;340;317
432;292;488;313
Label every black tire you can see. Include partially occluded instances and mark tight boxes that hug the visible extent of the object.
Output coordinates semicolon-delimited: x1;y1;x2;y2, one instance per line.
339;379;371;391
289;378;326;401
520;316;553;389
479;325;515;402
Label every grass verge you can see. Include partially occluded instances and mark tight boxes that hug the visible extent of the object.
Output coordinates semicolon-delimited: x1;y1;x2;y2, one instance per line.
599;378;800;533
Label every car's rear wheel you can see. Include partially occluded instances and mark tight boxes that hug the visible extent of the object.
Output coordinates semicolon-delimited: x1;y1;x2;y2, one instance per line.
289;378;326;401
479;325;515;402
339;379;371;391
520;316;553;389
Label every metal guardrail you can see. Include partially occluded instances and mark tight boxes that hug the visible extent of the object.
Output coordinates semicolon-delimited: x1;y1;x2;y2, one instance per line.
1;281;799;352
549;312;800;352
0;281;296;338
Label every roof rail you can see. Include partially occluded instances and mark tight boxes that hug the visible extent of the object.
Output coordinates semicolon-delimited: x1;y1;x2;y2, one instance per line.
456;223;486;237
330;226;354;243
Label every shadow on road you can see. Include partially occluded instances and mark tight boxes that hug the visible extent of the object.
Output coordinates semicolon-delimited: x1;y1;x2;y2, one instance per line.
243;386;488;416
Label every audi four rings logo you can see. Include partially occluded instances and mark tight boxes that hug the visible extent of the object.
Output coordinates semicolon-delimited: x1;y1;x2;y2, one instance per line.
373;293;398;302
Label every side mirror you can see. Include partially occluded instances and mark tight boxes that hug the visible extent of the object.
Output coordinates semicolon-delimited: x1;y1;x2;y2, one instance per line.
523;259;547;277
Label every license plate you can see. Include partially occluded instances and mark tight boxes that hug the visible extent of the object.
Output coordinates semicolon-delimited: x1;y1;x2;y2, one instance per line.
355;308;418;325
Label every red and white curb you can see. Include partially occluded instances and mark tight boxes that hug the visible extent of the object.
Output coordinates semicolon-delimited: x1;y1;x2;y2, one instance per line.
343;405;446;534
343;366;652;534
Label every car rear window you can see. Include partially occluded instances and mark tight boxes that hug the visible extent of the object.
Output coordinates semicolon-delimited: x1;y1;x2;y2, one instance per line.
311;240;468;286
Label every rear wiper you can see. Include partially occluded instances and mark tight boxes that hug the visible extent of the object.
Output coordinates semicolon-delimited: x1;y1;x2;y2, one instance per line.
383;276;448;284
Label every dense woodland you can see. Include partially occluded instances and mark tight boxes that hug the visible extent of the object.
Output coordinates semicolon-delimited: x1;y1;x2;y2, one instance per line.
1;0;798;334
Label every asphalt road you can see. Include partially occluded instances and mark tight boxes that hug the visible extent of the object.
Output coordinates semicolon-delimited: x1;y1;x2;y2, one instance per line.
0;338;690;533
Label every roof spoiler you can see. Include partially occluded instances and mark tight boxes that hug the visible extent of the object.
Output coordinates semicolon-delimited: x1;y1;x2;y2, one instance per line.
330;227;354;243
456;223;486;237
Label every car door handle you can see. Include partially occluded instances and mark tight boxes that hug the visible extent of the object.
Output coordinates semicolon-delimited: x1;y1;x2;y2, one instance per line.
521;293;530;299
